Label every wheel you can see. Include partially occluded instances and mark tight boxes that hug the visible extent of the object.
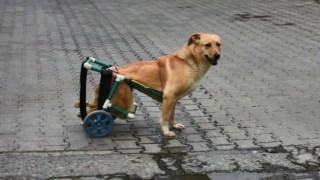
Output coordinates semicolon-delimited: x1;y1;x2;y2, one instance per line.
83;110;113;137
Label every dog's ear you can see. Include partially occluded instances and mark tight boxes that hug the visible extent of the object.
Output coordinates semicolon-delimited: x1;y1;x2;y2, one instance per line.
188;33;201;45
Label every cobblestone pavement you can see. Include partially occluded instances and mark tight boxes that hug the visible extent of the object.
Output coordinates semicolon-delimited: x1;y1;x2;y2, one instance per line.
0;0;320;179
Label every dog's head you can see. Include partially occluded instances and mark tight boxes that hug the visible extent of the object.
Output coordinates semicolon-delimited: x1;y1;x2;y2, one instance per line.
188;33;222;66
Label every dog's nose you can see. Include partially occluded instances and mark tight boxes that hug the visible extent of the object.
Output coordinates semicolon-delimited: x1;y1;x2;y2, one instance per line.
214;54;220;60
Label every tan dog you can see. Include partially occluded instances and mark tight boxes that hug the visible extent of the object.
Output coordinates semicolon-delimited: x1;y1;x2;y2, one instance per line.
76;33;222;137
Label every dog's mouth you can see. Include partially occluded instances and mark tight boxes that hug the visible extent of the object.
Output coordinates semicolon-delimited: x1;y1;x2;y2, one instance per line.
205;55;219;66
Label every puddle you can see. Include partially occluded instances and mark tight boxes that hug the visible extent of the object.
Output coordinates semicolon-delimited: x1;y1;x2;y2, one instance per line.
154;170;320;180
154;153;186;175
208;172;282;180
208;172;320;180
273;22;295;26
233;13;271;22
152;147;320;180
296;1;320;6
153;170;320;180
232;12;297;29
170;174;210;180
176;5;193;9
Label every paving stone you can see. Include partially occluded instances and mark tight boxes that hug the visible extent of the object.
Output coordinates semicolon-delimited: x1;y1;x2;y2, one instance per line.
183;104;200;111
191;116;212;124
197;123;219;130
303;138;320;145
114;140;140;149
227;131;251;140
43;145;66;151
135;128;157;136
188;142;211;152
138;136;162;144
214;145;236;150
116;149;142;154
187;110;206;117
237;121;259;128
162;139;188;153
245;127;268;135
68;140;93;151
254;134;276;143
233;140;260;149
258;142;282;149
314;147;320;157
146;112;161;119
111;132;137;140
221;125;243;133
44;137;67;146
67;132;89;142
141;144;162;154
65;125;83;133
215;119;234;126
181;126;199;134
294;153;319;165
0;124;17;135
186;134;207;142
203;130;224;138
16;141;42;151
112;124;132;132
283;146;299;154
208;137;232;146
131;121;150;128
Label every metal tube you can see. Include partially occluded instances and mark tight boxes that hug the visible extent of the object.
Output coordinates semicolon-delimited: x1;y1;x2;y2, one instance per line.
107;80;119;101
94;58;111;68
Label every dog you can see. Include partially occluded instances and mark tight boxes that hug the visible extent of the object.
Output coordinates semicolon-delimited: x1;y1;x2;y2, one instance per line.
75;33;222;137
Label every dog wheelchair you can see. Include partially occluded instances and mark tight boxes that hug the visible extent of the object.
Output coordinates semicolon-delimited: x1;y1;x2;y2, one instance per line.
79;57;163;137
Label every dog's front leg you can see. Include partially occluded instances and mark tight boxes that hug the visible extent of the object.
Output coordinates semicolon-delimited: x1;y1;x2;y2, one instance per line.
169;102;185;130
160;94;177;137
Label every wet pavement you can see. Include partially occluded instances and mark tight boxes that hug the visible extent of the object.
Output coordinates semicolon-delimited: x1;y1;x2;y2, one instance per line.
0;0;320;179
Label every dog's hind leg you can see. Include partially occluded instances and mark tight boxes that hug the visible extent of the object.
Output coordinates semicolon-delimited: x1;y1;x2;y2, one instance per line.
74;85;99;118
109;82;134;119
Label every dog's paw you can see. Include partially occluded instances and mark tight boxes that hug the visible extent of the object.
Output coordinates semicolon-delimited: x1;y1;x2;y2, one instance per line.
172;123;185;130
74;100;94;108
74;100;80;108
163;130;176;137
87;100;97;108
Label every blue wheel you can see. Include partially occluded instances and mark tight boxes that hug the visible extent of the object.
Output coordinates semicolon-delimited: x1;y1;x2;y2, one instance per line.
83;110;113;137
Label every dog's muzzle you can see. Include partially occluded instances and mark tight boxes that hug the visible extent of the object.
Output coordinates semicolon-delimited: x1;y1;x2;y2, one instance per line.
205;54;220;66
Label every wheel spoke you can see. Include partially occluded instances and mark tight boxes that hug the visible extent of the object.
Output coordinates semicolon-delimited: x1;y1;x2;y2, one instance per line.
96;114;101;121
84;119;95;128
105;120;112;128
87;119;95;124
101;117;109;125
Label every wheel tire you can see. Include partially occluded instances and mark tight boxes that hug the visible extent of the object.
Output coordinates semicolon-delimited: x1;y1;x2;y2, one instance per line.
83;110;113;137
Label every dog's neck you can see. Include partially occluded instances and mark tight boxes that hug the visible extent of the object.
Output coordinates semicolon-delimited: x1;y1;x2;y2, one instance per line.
175;44;212;78
176;44;194;60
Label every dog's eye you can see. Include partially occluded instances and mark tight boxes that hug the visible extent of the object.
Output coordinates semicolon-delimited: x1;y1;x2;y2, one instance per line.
216;42;221;47
205;43;212;48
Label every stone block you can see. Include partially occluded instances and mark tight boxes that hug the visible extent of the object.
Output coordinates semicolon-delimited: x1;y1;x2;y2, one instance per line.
208;137;231;146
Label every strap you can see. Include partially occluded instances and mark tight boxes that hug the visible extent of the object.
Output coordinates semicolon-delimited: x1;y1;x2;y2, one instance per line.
124;78;163;102
98;68;113;110
80;60;88;120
